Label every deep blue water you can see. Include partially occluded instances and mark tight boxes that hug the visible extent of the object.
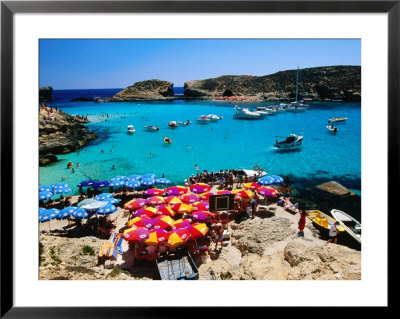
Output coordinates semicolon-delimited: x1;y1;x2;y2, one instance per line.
41;89;361;202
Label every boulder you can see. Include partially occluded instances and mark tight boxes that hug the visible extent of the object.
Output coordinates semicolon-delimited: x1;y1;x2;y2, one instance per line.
109;79;175;101
39;86;53;101
39;153;58;166
315;181;353;196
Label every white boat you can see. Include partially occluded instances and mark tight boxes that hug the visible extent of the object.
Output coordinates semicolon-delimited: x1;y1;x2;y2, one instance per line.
127;125;135;134
197;115;211;124
274;134;303;149
206;114;222;121
144;125;159;131
326;125;339;133
287;67;308;112
178;120;191;126
331;209;361;244
328;117;348;123
168;121;178;128
233;108;263;119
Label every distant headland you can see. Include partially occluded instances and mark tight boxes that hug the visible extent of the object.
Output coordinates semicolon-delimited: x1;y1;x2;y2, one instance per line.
104;65;360;102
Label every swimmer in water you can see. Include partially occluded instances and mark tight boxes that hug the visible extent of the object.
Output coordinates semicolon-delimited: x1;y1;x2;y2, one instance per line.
61;176;68;181
112;165;115;170
110;150;113;152
76;163;80;167
188;146;193;149
101;149;104;153
149;153;153;156
72;168;75;173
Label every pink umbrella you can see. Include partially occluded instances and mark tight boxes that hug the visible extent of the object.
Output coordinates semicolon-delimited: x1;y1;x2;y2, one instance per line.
156;205;176;217
198;192;214;201
166;186;188;196
146;196;165;206
257;186;279;197
191;201;210;211
191;210;215;222
215;190;232;195
144;188;165;196
123;227;150;243
133;206;158;218
189;183;211;194
124;198;147;211
180;193;200;204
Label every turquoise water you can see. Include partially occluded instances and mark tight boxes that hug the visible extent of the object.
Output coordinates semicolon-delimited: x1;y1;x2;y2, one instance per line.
40;98;361;196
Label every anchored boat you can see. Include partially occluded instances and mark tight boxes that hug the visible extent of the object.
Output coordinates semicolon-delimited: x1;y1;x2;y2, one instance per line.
274;134;303;149
127;125;135;134
331;209;361;244
144;125;159;132
306;210;345;232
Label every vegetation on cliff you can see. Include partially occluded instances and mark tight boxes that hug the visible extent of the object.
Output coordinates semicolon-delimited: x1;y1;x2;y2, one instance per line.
109;79;174;101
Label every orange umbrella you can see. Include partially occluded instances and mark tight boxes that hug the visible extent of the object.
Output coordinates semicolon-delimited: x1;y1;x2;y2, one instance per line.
164;196;182;205
145;229;170;245
232;189;254;199
167;228;190;247
156;205;176;217
171;203;194;213
243;182;261;190
188;223;209;239
153;216;174;230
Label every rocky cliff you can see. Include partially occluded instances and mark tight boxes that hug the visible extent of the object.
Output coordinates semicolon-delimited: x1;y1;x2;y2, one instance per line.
39;86;53;102
39;107;97;166
109;79;175;101
184;66;361;101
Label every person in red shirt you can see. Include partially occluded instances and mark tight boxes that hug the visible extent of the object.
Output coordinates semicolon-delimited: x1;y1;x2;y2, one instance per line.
298;210;308;237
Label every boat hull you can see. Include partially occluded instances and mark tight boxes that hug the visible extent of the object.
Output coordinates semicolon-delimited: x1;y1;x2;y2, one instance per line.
331;209;361;244
306;210;345;232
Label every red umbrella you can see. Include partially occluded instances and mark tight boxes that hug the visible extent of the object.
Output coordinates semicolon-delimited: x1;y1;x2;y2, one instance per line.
215;190;232;195
180;193;200;204
133;206;158;218
156;205;176;217
164;196;182;205
167;228;190;247
243;182;261;190
144;188;165;196
123;227;150;243
166;186;188;196
191;201;210;211
146;196;165;206
124;198;147;211
145;229;170;245
127;217;157;229
170;202;194;213
153;216;174;230
257;186;279;197
172;218;192;229
191;210;215;222
188;223;209;239
189;183;211;194
198;191;214;201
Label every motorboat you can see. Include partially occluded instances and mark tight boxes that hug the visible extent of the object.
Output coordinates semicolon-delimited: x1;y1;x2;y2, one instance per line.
330;209;361;244
274;134;303;149
206;114;223;121
164;137;172;144
326;125;339;134
127;125;135;134
144;125;159;131
233;107;263;119
178;120;191;126
306;210;346;232
168;121;178;128
197;115;211;124
328;117;348;123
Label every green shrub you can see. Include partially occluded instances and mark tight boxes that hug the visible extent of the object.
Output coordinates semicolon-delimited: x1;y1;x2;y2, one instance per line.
82;245;95;256
39;242;44;265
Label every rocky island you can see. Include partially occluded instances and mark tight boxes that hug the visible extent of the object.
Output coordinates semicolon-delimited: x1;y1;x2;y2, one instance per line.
39;106;97;166
184;65;361;101
109;79;175;101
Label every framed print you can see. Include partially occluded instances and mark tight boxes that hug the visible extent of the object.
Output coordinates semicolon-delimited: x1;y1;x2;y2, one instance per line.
1;0;396;316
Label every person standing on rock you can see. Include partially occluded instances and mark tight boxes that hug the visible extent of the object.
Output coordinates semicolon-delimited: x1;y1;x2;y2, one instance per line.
327;221;340;244
297;210;308;237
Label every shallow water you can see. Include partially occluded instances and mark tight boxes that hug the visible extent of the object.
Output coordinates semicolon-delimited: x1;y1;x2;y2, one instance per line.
40;90;361;198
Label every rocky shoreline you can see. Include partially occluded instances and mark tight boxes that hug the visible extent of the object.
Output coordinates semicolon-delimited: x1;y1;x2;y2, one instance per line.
39;106;97;166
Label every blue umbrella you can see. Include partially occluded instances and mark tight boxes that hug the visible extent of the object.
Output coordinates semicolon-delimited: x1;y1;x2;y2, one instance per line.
109;180;125;187
97;204;118;215
127;175;142;181
92;180;110;188
52;183;72;194
39;185;52;192
39;191;53;200
39;207;47;215
99;197;120;205
143;173;157;179
155;178;172;185
258;175;284;185
95;193;114;201
57;207;77;220
77;180;95;187
72;207;89;219
125;180;141;189
39;208;60;222
77;199;107;213
111;175;127;182
140;178;155;186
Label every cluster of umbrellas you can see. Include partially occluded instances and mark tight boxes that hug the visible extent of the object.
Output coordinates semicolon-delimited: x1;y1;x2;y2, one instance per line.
39;183;72;201
76;174;172;190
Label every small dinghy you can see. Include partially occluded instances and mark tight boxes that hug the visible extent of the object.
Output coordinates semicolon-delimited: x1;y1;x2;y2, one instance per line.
144;125;159;131
331;209;361;244
127;125;135;134
326;125;339;134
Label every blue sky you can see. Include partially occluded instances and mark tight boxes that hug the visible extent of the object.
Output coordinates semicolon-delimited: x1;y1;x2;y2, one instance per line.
39;39;361;89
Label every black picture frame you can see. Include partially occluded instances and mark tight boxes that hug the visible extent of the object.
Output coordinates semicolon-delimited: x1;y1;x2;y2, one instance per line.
1;0;395;316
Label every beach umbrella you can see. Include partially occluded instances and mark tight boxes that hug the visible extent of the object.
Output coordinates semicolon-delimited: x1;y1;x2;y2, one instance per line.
111;175;127;182
57;207;77;220
164;196;182;205
143;173;157;179
171;203;194;213
153;216;174;230
39;185;52;192
97;204;118;215
140;178;155;187
258;175;284;185
257;186;279;197
77;198;107;213
198;192;214;201
134;206;158;219
39;208;59;222
145;229;170;245
71;207;90;219
243;182;261;190
95;193;114;201
172;219;192;229
146;196;165;206
191;211;215;222
144;188;165;196
156;205;176;217
191;201;209;211
92;180;110;188
109;180;125;187
128;217;157;229
188;223;209;239
155;178;172;186
124;198;147;211
123;227;150;243
98;197;120;205
39;191;53;201
167;228;190;247
166;186;188;196
125;180;141;189
232;189;254;199
51;183;72;194
180;193;200;204
127;174;143;181
189;183;211;194
77;180;95;187
215;190;232;195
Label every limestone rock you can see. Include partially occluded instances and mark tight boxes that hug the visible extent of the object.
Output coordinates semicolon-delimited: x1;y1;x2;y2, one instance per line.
315;181;353;196
110;79;175;101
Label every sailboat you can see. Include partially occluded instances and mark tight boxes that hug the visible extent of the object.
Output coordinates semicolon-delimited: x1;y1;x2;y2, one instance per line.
287;67;307;112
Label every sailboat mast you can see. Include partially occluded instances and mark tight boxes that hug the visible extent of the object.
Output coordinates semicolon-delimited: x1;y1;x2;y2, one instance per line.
295;67;299;102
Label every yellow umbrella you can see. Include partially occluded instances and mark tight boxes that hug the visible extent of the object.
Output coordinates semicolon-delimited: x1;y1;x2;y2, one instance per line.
172;203;194;213
123;199;136;209
166;228;190;247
